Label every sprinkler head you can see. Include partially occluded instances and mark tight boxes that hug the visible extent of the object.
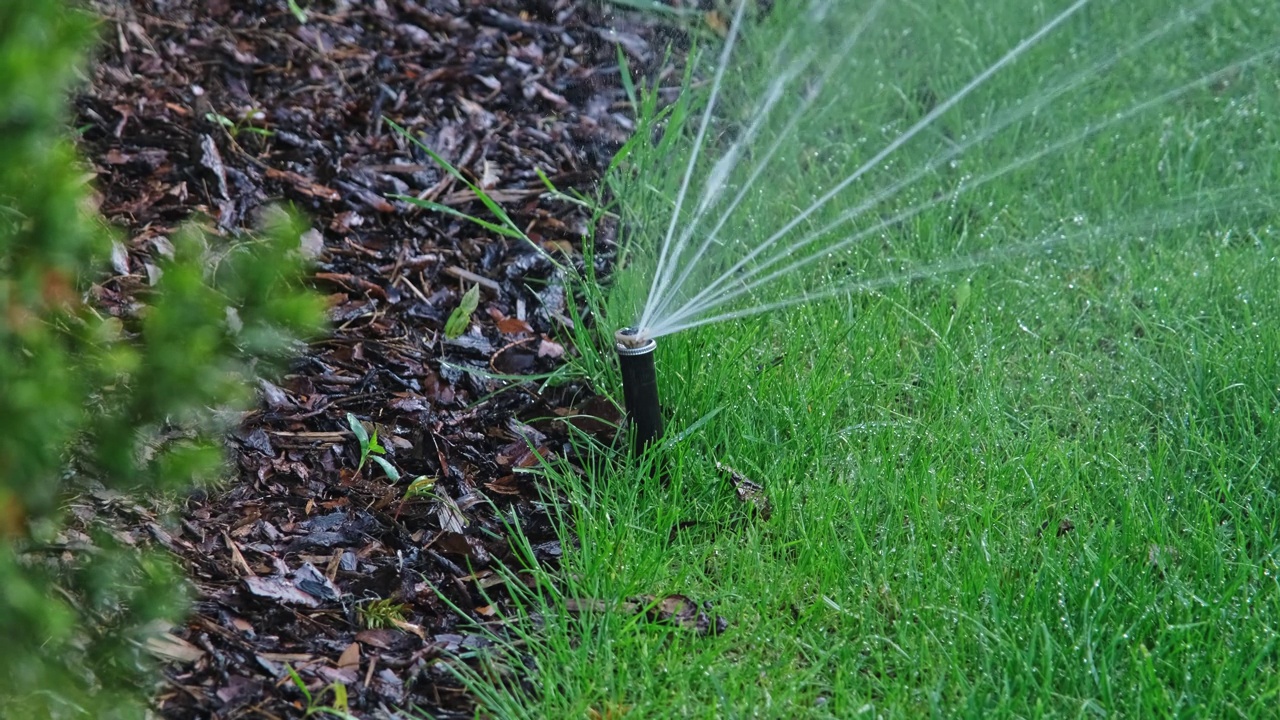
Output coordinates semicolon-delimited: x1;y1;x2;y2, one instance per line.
614;327;663;454
614;326;652;349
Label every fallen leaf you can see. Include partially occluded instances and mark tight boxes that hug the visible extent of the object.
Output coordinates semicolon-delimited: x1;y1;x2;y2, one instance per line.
564;598;609;614
0;490;27;538
244;575;322;607
336;642;360;670
241;562;341;607
110;240;131;275
299;228;325;260
705;10;729;37
542;239;575;255
497;316;533;335
479;159;500;189
567;594;727;637
144;632;206;664
435;492;467;534
716;462;773;520
484;474;522;495
642;594;727;636
434;531;492;567
215;676;262;706
355;629;405;649
390;617;426;640
263;166;340;201
257;652;315;665
587;702;633;720
314;664;358;686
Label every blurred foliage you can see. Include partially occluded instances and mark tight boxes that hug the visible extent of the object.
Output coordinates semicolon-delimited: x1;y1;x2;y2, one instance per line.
0;0;324;716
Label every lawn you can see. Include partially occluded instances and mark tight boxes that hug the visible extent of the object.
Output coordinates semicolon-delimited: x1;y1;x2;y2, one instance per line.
459;1;1280;716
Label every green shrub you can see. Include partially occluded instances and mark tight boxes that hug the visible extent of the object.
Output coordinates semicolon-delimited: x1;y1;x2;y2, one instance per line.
0;0;324;716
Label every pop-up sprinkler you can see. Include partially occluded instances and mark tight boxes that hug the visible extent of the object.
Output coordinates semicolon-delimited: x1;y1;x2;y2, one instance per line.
614;327;663;453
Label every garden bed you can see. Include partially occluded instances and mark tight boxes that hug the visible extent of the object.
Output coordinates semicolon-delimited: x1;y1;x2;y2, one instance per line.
74;1;676;715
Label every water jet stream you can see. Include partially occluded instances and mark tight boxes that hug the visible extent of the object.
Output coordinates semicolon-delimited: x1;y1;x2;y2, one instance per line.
651;190;1270;337
651;0;1220;331
649;37;1280;337
639;0;1094;334
641;0;749;333
645;0;888;326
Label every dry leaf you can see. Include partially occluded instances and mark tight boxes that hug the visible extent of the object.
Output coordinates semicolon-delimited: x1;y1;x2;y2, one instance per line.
144;632;206;664
705;10;729;37
587;702;633;720
336;641;360;670
716;462;773;520
390;617;426;640
497;317;533;335
299;228;325;260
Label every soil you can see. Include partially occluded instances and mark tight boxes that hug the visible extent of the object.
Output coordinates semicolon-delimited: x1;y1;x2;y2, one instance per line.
72;1;689;716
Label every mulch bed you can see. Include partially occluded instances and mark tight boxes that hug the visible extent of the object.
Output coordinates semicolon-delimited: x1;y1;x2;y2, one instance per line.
72;1;688;716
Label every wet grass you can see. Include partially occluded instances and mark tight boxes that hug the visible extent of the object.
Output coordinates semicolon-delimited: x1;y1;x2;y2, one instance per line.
457;1;1280;717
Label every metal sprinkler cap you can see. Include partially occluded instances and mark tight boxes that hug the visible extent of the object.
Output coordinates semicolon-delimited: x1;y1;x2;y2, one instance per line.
615;327;656;355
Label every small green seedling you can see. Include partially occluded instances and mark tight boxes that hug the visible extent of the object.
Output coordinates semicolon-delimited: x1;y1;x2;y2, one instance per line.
204;109;275;139
403;475;437;501
444;284;480;339
286;0;309;24
345;412;399;481
358;598;409;629
284;664;357;720
205;111;235;130
393;476;437;521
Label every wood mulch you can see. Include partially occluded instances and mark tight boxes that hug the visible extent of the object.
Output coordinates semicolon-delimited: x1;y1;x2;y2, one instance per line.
72;1;691;716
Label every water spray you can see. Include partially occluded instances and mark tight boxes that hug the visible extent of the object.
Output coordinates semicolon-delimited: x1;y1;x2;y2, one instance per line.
614;327;663;454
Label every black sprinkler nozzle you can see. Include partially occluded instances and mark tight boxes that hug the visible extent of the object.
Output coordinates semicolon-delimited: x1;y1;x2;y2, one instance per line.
615;327;663;454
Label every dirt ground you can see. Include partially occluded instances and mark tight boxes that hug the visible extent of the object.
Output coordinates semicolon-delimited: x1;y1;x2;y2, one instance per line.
73;1;686;716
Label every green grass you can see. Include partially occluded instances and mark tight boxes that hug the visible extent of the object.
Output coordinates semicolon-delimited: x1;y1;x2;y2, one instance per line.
450;1;1280;717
